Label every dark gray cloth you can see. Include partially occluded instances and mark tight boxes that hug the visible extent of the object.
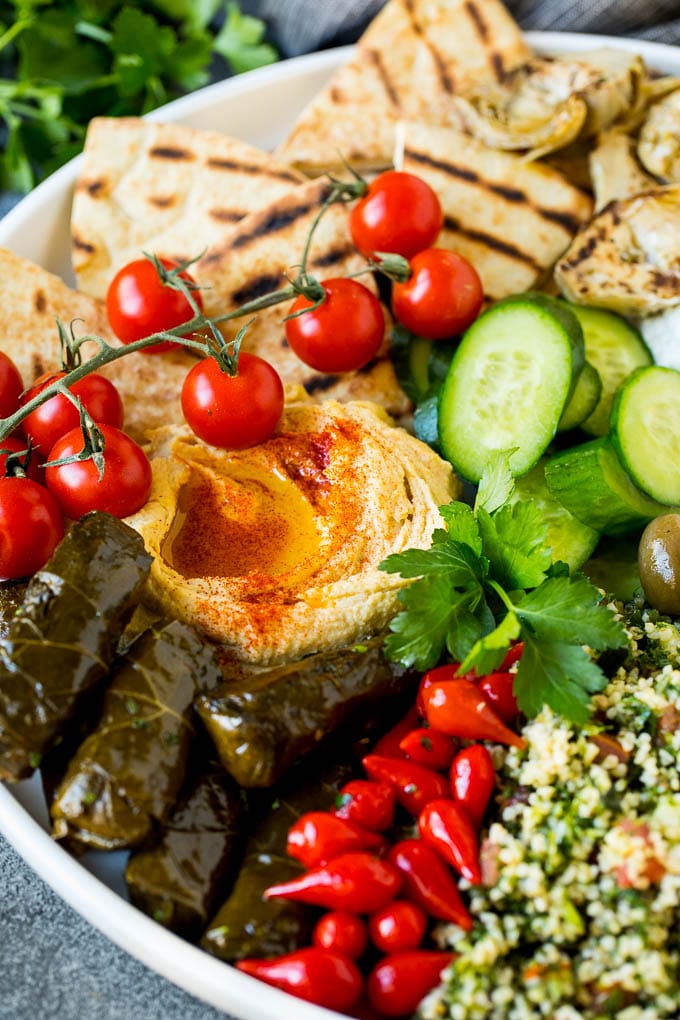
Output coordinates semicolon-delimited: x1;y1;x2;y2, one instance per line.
245;0;680;56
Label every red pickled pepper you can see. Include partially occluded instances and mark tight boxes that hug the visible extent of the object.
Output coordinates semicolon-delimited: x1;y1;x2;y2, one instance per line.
399;727;457;770
477;671;519;725
371;705;420;758
362;755;450;815
450;744;496;829
265;852;402;914
419;799;482;885
368;900;427;953
387;839;473;929
500;641;525;670
237;947;363;1012
287;811;386;868
333;779;396;832
416;662;476;717
313;912;368;960
423;678;527;749
366;951;456;1018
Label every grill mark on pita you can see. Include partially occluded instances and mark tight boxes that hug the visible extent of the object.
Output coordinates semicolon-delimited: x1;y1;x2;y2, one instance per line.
304;373;340;395
205;157;299;183
231;273;282;305
444;215;542;272
230;199;325;250
209;208;245;223
78;178;106;198
405;148;581;236
34;289;47;313
491;51;506;82
330;85;345;104
148;195;175;208
465;1;489;42
365;48;400;108
149;146;194;161
73;233;95;254
402;0;454;94
311;242;356;268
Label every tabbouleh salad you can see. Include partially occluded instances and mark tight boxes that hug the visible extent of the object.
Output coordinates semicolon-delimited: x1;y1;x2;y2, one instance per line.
423;602;680;1020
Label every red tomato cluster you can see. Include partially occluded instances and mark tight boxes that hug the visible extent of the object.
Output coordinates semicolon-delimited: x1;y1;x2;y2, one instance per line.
0;349;151;581
237;645;525;1017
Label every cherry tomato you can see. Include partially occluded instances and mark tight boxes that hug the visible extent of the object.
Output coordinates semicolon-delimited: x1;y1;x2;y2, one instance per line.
0;437;42;483
285;278;384;373
313;912;368;960
0;352;23;419
21;371;124;453
349;171;443;260
333;779;396;833
368;900;427;953
106;257;202;354
45;425;151;519
0;476;63;579
392;249;484;340
181;353;283;449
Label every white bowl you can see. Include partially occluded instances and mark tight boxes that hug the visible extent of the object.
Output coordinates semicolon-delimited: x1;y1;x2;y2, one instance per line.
1;31;679;1020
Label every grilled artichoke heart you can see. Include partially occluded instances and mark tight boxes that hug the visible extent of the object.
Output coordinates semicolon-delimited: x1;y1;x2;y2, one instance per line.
590;130;659;211
555;187;680;315
638;89;680;183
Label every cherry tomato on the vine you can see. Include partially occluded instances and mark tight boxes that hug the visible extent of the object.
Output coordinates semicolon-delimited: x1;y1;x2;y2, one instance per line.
285;278;384;373
392;249;484;340
0;477;64;579
181;353;284;450
0;437;43;483
0;352;23;419
350;171;443;260
21;371;124;453
106;257;202;354
45;425;151;519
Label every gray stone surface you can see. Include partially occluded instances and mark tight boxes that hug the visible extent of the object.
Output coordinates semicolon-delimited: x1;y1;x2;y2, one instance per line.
0;835;229;1020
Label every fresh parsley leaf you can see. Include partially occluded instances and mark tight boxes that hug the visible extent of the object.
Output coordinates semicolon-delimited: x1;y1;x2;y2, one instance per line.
477;501;552;590
460;610;521;675
514;637;610;724
385;575;483;671
513;574;627;649
439;501;483;555
213;1;277;74
474;450;515;514
380;528;486;587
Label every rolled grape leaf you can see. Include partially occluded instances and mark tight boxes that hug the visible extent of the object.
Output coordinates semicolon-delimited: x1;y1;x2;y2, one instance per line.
196;637;416;787
202;757;354;961
0;513;151;781
125;766;245;938
51;620;220;850
0;581;26;641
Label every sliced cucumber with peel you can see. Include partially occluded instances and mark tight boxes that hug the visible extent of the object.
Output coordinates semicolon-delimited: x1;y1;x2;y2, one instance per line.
610;365;680;506
438;294;584;482
509;461;600;570
558;362;602;432
544;437;669;536
564;304;652;437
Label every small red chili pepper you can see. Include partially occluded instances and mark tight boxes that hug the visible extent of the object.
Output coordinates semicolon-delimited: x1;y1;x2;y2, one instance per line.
417;663;475;717
265;852;403;914
287;812;386;868
237;947;363;1012
366;951;455;1017
332;779;396;833
423;679;527;749
500;641;524;671
368;900;427;953
450;745;496;829
477;671;519;725
313;912;368;960
399;727;456;770
372;705;420;758
419;799;482;884
387;839;473;929
362;755;450;816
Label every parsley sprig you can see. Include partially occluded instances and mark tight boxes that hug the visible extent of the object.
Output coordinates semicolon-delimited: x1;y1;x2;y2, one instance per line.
0;0;278;191
380;455;627;724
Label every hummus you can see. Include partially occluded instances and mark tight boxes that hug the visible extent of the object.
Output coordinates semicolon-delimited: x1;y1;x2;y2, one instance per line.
126;398;459;664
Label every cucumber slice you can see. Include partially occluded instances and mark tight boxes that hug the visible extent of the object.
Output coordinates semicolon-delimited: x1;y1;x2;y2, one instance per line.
564;304;652;437
509;461;600;570
610;365;680;505
558;362;602;432
438;294;584;482
544;437;668;536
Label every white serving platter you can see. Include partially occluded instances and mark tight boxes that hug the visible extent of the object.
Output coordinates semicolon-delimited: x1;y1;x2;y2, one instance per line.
1;30;679;1020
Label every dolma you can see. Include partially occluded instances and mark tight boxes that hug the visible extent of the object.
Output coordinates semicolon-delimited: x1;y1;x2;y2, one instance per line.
125;767;244;937
0;513;150;781
201;757;354;961
0;581;26;641
51;620;220;850
196;637;417;787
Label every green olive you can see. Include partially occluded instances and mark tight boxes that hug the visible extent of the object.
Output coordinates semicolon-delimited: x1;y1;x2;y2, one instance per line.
638;514;680;615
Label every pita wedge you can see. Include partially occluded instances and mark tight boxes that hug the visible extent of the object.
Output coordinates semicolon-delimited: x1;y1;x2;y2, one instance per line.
72;117;305;299
396;121;593;299
276;0;531;174
0;248;195;443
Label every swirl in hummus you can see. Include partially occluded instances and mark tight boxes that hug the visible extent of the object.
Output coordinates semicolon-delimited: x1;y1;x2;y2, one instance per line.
126;398;459;664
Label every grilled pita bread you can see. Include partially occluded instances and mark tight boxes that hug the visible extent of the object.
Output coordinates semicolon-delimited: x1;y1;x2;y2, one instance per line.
0;248;194;443
276;0;531;174
396;121;593;299
72;117;305;299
